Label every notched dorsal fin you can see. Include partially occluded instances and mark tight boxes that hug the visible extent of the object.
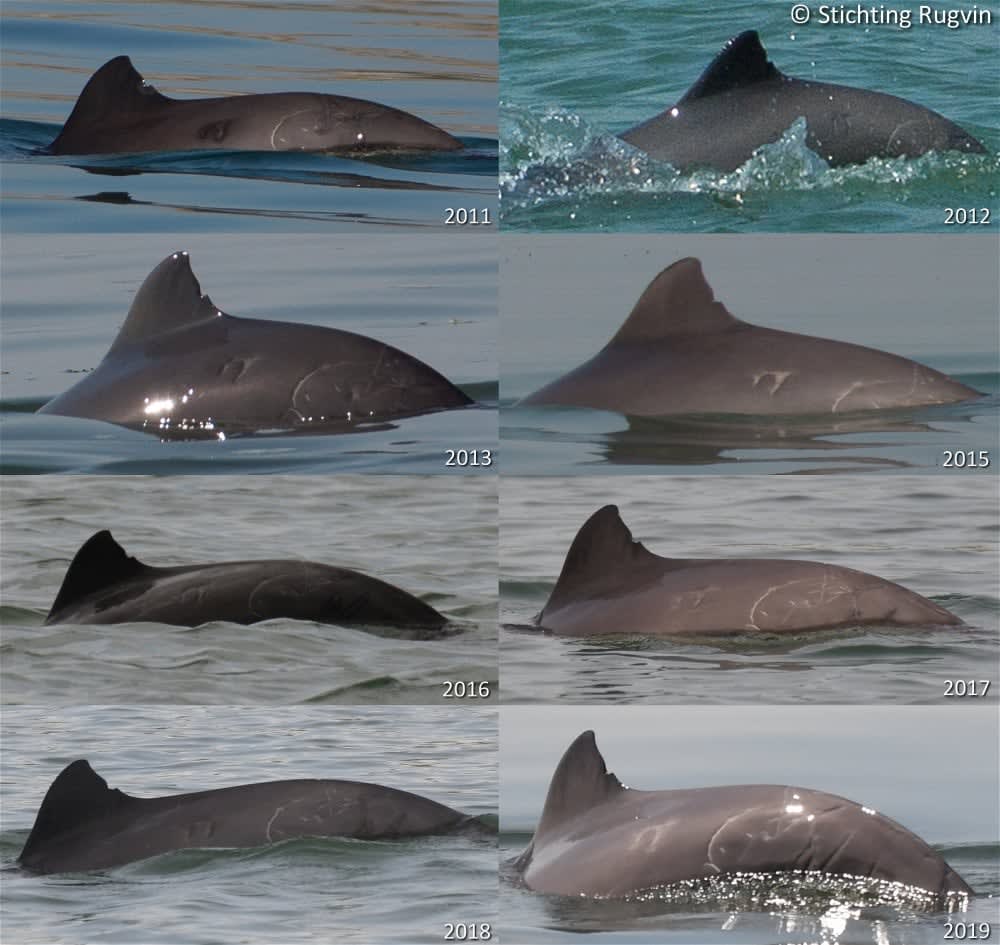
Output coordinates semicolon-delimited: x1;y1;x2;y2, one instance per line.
46;531;148;622
51;56;170;150
19;760;133;866
679;30;781;104
543;505;662;614
609;257;740;345
534;731;624;841
110;252;220;351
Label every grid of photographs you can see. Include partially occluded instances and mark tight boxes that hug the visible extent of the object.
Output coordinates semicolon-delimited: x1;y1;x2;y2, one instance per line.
1;3;997;945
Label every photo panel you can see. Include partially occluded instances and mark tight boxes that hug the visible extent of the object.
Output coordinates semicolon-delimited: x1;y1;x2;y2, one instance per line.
500;234;998;473
499;1;996;232
2;0;498;232
3;705;498;945
500;474;998;704
2;475;498;705
499;705;999;943
2;232;498;473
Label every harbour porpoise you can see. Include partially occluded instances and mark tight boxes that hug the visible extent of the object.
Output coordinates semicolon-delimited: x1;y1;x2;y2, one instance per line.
619;31;985;171
521;258;980;417
38;252;473;438
48;56;463;155
537;505;962;636
19;759;489;874
44;530;448;631
513;731;973;902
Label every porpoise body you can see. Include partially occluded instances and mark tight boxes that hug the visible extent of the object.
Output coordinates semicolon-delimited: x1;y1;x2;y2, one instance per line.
49;56;462;155
514;732;973;902
619;32;985;171
537;506;962;636
45;530;447;630
521;258;979;417
20;760;484;874
38;252;473;437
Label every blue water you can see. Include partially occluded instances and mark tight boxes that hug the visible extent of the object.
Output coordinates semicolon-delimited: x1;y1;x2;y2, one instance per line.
1;233;498;473
1;706;498;945
499;706;1000;944
499;0;999;231
500;235;999;473
1;0;498;232
500;476;1000;705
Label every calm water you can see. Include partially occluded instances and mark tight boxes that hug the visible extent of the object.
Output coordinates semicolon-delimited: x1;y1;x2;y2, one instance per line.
1;0;497;232
500;235;999;474
499;706;1000;944
499;0;998;232
500;476;999;704
1;476;498;704
1;706;498;945
1;233;498;473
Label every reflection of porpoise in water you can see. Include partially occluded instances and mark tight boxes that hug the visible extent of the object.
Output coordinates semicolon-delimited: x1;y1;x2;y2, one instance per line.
19;760;490;874
537;505;962;636
513;731;973;901
618;31;985;171
48;56;462;156
38;252;473;438
521;258;980;417
45;530;448;631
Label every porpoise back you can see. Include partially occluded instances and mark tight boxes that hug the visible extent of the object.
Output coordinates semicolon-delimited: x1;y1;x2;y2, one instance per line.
522;258;979;417
19;760;485;874
49;56;463;155
537;505;962;636
45;530;448;630
38;252;473;438
515;732;973;902
619;32;985;171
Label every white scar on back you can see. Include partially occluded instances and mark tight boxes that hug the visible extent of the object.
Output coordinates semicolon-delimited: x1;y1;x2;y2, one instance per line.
752;370;794;395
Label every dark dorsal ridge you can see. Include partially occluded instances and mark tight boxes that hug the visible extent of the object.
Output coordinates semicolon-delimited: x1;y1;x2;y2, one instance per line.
19;760;134;864
678;30;781;104
608;257;741;346
46;530;149;620
50;56;171;150
534;731;624;842
109;252;221;352
544;505;663;613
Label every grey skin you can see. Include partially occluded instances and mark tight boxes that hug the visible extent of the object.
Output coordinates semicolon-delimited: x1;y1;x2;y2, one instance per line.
521;257;980;417
38;252;473;438
19;760;485;874
538;505;962;636
48;56;462;155
619;31;985;171
44;530;447;630
513;731;973;901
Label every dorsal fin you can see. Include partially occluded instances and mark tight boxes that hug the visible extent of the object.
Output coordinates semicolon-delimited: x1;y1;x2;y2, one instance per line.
50;56;171;152
678;31;781;104
608;257;741;345
534;732;624;842
542;505;664;615
46;531;148;622
109;252;220;352
19;760;134;866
